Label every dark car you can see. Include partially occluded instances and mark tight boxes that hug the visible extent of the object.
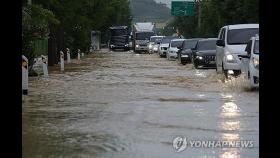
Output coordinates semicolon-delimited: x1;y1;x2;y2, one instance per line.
177;38;203;65
192;38;218;69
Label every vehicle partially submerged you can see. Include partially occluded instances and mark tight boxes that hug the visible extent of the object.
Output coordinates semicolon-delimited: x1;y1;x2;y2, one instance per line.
148;36;164;53
167;38;185;60
241;35;259;88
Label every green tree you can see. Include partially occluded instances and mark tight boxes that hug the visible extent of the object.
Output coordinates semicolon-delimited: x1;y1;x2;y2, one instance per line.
171;0;259;38
22;3;59;72
32;0;132;57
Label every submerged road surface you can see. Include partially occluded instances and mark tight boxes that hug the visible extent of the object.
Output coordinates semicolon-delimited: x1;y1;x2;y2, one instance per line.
23;49;259;158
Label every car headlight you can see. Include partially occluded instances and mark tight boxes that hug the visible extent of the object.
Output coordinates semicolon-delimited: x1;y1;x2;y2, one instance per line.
196;56;203;60
136;45;139;48
153;47;158;51
226;54;236;63
125;44;129;47
253;58;259;68
148;44;153;49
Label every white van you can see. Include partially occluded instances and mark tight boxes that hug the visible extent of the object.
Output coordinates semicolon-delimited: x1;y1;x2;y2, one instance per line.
241;35;259;88
216;24;259;77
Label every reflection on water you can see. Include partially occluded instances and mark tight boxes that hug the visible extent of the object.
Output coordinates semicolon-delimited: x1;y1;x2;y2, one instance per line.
221;102;240;118
220;149;240;158
219;93;241;158
195;70;207;78
220;121;240;131
220;93;233;100
222;133;240;141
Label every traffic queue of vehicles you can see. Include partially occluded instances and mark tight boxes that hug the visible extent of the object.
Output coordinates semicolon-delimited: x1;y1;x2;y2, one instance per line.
143;24;259;88
108;23;259;88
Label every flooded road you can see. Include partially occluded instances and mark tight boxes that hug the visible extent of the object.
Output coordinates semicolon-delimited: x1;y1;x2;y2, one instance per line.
22;49;259;158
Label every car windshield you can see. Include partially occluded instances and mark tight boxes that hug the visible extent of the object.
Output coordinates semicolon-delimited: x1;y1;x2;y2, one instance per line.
161;37;176;44
171;41;184;47
110;29;128;36
150;37;163;42
254;40;259;54
197;40;217;51
136;32;155;40
227;28;259;45
183;40;198;49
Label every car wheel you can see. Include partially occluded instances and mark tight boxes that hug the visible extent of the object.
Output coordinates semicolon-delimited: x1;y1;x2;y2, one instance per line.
222;64;228;79
178;55;181;63
193;60;198;69
191;56;194;64
233;70;241;77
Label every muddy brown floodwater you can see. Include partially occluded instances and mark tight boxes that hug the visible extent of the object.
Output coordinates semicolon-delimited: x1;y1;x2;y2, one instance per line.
23;49;259;158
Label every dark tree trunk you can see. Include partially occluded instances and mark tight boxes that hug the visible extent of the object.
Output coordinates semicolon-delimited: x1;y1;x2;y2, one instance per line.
56;26;65;60
48;25;57;66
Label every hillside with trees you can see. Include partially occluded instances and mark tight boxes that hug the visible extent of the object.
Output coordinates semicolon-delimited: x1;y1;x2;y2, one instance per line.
130;0;171;23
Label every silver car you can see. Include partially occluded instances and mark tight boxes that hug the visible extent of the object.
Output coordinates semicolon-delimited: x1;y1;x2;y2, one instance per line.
148;36;164;53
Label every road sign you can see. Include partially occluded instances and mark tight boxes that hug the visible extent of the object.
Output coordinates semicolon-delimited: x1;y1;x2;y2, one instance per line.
171;1;195;16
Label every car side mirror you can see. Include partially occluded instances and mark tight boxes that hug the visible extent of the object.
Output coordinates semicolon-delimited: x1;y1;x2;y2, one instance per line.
177;46;182;50
216;39;225;47
245;44;252;58
246;51;251;58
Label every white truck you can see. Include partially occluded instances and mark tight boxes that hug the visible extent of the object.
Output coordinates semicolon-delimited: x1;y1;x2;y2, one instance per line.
132;22;155;53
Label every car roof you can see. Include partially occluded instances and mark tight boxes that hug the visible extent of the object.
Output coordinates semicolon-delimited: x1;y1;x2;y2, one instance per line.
109;26;128;29
171;39;185;42
150;36;164;38
186;38;204;40
185;38;204;41
163;36;178;39
226;24;259;30
198;38;218;42
135;31;154;33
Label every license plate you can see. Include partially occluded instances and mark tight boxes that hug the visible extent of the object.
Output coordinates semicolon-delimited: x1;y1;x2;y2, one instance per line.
181;55;189;58
209;61;216;64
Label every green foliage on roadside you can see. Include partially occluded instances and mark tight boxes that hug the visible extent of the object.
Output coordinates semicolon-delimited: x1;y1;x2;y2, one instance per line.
32;0;132;55
22;3;59;71
22;0;132;71
171;0;259;38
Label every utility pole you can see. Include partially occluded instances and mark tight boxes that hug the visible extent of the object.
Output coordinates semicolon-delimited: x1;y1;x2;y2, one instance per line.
197;0;201;29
